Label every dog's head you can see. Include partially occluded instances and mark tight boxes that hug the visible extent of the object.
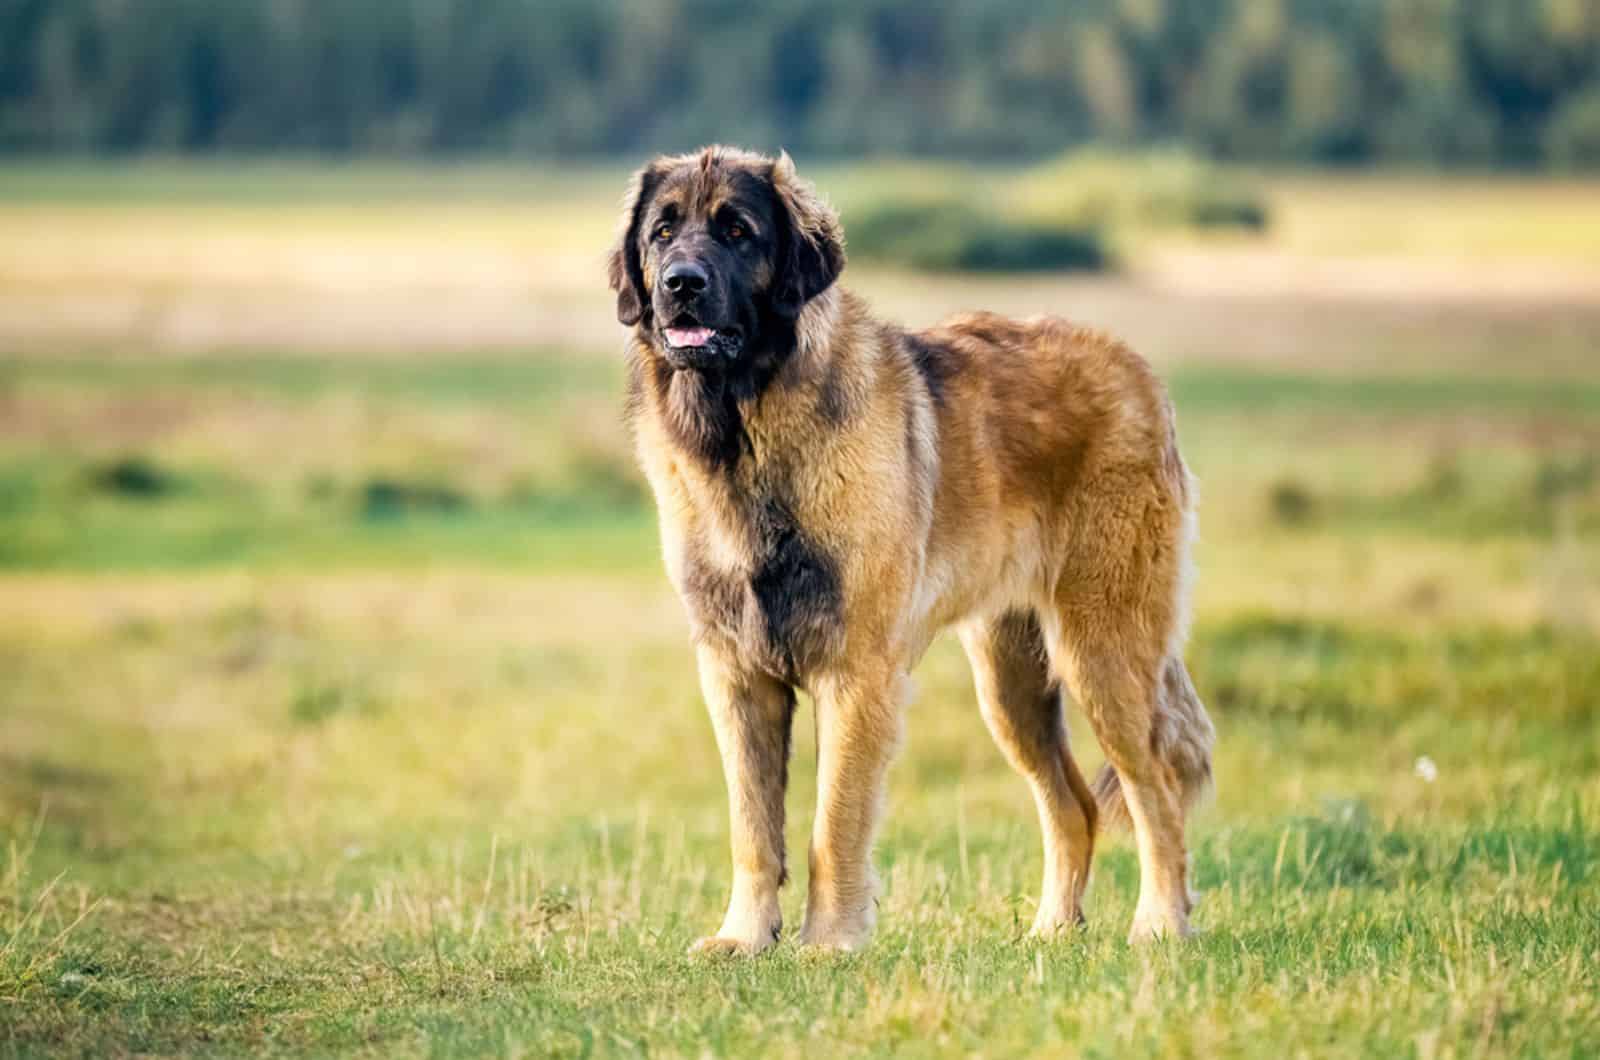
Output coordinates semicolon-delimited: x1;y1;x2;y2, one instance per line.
607;146;844;373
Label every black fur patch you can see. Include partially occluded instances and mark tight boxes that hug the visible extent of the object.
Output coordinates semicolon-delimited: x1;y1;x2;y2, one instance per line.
746;495;841;679
638;311;801;473
610;168;663;327
680;495;843;684
906;333;958;405
648;356;746;471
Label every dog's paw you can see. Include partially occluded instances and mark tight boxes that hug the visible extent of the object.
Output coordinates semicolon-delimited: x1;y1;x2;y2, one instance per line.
797;909;875;953
796;933;867;955
1126;910;1195;945
688;933;775;958
1027;907;1087;940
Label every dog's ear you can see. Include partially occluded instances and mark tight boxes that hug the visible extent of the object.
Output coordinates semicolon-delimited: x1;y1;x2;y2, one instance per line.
769;151;845;319
607;162;664;327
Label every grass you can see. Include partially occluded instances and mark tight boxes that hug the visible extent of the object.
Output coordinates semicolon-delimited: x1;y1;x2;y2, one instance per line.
1;165;1599;1056
2;581;1597;1056
2;821;1593;1056
1;356;1596;571
2;349;1596;1057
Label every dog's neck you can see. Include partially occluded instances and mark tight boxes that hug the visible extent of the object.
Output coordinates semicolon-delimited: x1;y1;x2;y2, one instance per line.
633;287;853;476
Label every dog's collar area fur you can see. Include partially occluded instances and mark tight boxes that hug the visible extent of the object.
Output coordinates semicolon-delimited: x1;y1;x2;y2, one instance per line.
635;290;835;474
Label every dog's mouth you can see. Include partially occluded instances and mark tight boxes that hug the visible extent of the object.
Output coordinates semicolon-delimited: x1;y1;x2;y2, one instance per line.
663;322;715;348
661;314;742;367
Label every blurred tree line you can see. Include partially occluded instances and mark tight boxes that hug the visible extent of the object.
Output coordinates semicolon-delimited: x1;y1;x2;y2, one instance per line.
4;0;1600;166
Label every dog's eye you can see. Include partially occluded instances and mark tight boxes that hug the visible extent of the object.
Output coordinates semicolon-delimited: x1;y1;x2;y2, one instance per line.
653;224;673;243
726;223;746;241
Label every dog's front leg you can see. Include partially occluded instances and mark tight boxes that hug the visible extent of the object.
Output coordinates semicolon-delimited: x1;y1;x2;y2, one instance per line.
690;645;796;957
800;664;908;952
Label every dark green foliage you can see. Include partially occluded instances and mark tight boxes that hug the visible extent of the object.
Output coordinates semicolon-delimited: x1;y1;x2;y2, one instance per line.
3;1;1600;166
559;449;647;511
290;675;379;724
1545;90;1600;167
88;457;181;499
1191;196;1268;230
1534;453;1596;503
846;199;1108;273
1266;478;1318;526
359;477;470;521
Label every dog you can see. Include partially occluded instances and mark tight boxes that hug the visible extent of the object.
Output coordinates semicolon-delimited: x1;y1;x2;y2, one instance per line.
609;146;1215;954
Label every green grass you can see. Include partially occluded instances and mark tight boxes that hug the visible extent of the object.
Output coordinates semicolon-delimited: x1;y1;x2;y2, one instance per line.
1166;368;1600;418
0;353;619;405
1;355;1597;572
1;357;1597;1056
0;351;663;572
2;593;1597;1056
5;818;1594;1057
10;355;1600;413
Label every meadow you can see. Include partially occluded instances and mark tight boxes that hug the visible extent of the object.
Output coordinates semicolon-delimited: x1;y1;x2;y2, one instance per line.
1;164;1597;1057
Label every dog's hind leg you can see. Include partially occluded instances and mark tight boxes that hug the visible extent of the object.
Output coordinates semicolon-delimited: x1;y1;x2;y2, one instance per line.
690;646;796;957
1045;466;1213;943
1046;607;1193;942
959;610;1097;936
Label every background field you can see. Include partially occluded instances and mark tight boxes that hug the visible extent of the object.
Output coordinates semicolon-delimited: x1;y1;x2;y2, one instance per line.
2;166;1598;1057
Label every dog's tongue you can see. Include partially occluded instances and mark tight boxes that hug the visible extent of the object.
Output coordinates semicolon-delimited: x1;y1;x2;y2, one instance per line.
665;326;714;348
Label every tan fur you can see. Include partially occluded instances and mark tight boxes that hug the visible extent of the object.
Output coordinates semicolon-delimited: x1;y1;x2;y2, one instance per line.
612;146;1215;954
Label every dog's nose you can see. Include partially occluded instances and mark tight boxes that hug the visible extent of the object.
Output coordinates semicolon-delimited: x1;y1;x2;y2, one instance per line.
662;261;708;296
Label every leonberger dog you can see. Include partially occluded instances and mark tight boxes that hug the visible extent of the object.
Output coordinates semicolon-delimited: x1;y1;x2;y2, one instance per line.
608;146;1215;954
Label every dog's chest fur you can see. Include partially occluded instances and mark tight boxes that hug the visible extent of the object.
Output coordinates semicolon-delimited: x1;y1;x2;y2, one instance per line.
678;469;845;686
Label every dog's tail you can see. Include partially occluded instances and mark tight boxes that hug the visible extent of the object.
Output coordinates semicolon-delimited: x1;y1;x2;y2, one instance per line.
1091;655;1215;831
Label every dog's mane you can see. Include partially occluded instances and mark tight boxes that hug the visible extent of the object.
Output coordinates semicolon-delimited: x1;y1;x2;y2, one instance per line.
628;287;842;474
